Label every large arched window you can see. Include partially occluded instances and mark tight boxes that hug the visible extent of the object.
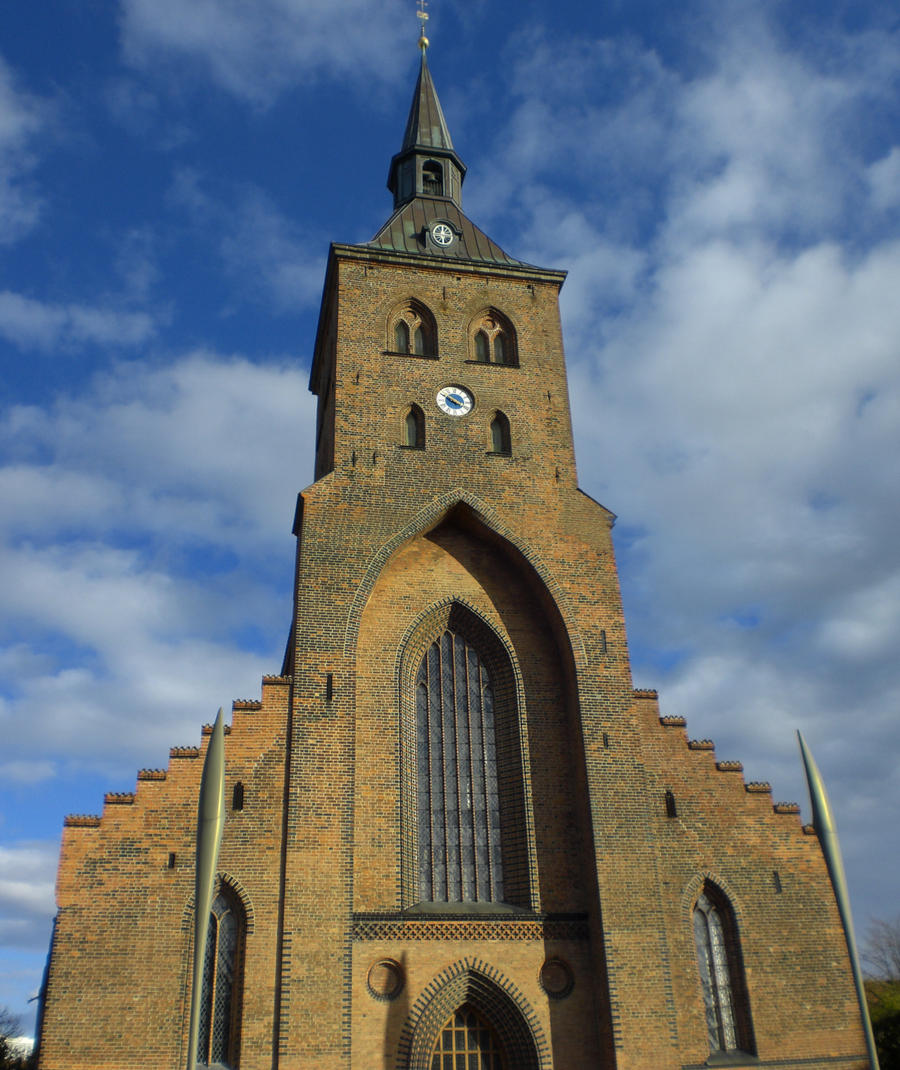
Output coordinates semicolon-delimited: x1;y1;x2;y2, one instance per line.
197;887;245;1069
430;1005;505;1070
693;885;754;1056
416;630;504;903
390;301;437;358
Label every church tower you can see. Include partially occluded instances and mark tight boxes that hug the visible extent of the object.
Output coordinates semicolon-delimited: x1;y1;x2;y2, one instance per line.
36;34;871;1070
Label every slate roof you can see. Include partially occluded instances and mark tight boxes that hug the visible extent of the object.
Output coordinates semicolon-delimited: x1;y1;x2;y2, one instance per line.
369;197;532;268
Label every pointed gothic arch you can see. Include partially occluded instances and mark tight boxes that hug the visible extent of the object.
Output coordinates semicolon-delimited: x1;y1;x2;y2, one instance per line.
389;299;438;358
468;308;518;366
397;959;547;1070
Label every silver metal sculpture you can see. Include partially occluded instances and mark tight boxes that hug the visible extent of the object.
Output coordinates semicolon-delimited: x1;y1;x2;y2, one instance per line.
186;709;227;1070
798;731;880;1070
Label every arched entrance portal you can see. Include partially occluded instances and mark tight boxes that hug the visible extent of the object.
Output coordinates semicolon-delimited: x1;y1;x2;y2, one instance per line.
429;1004;505;1069
398;960;545;1070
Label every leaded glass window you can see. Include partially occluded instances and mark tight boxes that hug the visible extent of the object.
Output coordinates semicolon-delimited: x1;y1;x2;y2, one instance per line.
197;890;242;1068
693;889;750;1054
430;1006;505;1070
416;630;504;903
395;319;411;354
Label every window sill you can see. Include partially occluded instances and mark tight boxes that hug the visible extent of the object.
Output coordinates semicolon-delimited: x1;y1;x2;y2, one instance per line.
398;444;425;451
486;450;511;458
464;359;519;368
384;350;439;360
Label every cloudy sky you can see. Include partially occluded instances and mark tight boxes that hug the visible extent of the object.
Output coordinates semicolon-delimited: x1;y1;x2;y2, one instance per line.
1;0;899;1034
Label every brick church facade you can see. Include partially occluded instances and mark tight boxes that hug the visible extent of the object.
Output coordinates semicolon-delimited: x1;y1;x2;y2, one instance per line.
37;43;870;1070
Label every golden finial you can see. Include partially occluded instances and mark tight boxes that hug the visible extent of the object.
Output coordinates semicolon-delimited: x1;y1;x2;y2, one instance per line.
417;0;430;52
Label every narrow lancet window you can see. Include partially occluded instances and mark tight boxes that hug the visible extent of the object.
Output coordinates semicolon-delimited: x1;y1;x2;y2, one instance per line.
404;405;425;449
475;331;490;363
490;412;511;455
693;886;754;1055
395;319;410;354
197;888;244;1069
493;333;506;364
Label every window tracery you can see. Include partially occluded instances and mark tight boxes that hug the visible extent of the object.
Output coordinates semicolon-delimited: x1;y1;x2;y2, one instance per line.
693;885;754;1056
470;310;517;366
391;301;437;358
197;887;245;1069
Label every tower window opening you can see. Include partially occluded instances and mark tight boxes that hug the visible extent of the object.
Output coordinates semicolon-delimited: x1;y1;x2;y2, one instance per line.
422;160;444;196
395;319;410;354
470;309;517;366
665;789;677;818
489;411;511;455
232;782;244;811
693;886;754;1056
391;302;437;358
475;330;489;363
404;405;425;449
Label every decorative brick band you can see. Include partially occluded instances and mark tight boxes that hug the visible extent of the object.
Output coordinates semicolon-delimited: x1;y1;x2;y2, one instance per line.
633;689;658;698
659;715;686;726
104;792;135;805
232;700;262;711
774;802;801;814
688;739;715;750
802;824;817;836
745;781;772;794
716;761;743;772
202;722;232;735
137;769;166;781
262;674;291;684
170;746;200;759
64;815;101;827
351;913;588;943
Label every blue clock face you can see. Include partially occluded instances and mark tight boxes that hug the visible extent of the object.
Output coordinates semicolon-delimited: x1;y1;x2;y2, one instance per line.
436;385;473;416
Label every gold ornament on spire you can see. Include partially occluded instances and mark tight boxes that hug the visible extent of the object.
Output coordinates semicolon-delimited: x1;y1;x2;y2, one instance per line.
417;0;429;52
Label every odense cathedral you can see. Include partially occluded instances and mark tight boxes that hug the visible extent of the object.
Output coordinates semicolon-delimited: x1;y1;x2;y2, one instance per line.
36;38;870;1070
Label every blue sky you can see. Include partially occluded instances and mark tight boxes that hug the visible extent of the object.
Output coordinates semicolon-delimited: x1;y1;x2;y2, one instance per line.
2;0;899;1037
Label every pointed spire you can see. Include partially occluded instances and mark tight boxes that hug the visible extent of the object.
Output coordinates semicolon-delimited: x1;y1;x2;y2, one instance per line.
387;29;466;210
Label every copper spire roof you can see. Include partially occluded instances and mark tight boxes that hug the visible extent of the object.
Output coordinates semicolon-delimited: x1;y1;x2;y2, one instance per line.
401;53;455;155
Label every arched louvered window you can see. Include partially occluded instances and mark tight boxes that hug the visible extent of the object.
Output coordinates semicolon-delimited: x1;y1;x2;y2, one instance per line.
395;319;411;354
197;888;244;1068
422;160;444;196
416;630;504;903
430;1005;506;1070
490;412;511;455
404;404;425;449
470;310;517;366
391;302;437;357
693;886;754;1056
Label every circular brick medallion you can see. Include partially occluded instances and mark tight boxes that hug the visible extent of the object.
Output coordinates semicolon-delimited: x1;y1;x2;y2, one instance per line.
367;958;405;1002
539;957;574;1000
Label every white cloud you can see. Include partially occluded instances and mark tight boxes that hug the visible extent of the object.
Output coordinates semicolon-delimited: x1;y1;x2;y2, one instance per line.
0;842;57;947
0;353;315;773
868;146;900;212
0;291;156;352
0;55;48;243
118;0;411;105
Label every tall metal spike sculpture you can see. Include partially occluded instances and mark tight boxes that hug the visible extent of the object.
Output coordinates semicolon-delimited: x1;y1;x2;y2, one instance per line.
798;731;880;1070
186;708;227;1070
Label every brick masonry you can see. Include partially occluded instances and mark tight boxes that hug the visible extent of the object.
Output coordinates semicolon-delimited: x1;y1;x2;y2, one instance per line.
36;238;869;1069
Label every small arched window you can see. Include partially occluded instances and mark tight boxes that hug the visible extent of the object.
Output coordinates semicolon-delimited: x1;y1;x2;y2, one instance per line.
197;887;245;1069
490;412;511;455
469;309;517;366
422;160;443;196
404;404;425;449
693;886;754;1056
391;302;437;358
474;331;490;363
664;789;677;818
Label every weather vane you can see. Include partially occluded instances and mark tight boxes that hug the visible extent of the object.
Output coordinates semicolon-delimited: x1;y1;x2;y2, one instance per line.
417;0;429;52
